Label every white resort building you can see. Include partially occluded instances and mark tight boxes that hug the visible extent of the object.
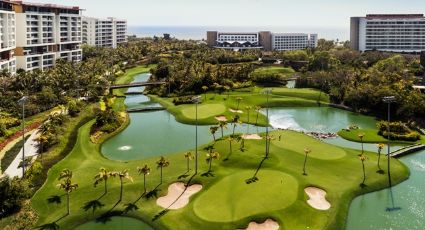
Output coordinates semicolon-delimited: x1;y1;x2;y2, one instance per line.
351;14;425;52
0;0;16;74
82;17;127;48
13;1;82;71
207;31;318;51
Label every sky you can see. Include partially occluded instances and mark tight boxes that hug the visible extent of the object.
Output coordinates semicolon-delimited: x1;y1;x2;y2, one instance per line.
22;0;425;40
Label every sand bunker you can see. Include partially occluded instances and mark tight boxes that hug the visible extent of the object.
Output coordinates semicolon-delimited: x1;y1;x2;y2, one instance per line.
157;182;202;209
215;115;228;122
242;219;279;230
229;109;244;114
242;134;262;140
304;187;331;210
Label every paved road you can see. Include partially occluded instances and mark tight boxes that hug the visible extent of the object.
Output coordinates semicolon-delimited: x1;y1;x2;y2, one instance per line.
3;130;40;178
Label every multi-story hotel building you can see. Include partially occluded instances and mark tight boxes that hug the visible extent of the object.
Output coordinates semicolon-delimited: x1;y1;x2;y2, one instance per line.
351;14;425;52
11;1;82;71
207;31;318;51
82;17;127;48
0;0;16;74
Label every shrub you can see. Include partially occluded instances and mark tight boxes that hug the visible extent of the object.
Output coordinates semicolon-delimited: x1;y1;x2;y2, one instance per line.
67;99;81;117
377;121;421;141
0;177;31;218
173;96;195;105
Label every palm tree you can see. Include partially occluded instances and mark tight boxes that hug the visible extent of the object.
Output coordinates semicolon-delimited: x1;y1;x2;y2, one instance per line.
303;148;311;175
236;97;243;111
377;143;385;173
202;86;208;100
137;165;150;193
218;121;227;138
57;169;78;215
265;135;275;158
360;155;367;186
184;152;194;172
93;167;112;195
255;106;262;126
206;152;220;172
225;136;235;160
156;156;170;184
112;169;133;201
245;106;252;134
358;133;365;156
209;126;218;141
231;115;240;135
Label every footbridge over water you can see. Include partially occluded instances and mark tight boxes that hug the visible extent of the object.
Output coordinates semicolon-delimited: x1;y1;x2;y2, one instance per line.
109;81;167;93
390;144;425;158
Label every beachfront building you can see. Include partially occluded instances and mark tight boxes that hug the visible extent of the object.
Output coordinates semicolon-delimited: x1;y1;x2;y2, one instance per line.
351;14;425;52
82;17;127;48
13;1;82;71
207;31;318;51
272;33;318;51
0;0;16;74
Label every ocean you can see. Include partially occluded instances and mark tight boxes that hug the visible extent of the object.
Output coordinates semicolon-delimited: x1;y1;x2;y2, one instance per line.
128;26;349;41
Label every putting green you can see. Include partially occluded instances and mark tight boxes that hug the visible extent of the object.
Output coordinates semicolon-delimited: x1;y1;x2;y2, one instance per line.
193;170;298;222
273;131;346;160
181;104;226;119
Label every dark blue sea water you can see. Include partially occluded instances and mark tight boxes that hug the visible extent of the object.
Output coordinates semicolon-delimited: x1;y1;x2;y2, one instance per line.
128;25;348;41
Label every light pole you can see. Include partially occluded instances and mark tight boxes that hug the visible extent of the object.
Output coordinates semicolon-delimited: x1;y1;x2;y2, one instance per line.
18;96;28;177
383;96;396;187
193;96;202;174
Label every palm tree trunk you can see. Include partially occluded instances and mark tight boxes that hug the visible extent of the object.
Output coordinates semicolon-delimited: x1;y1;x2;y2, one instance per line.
143;174;146;193
221;127;224;138
187;158;190;172
119;178;123;201
104;179;107;195
232;123;236;135
303;154;308;175
377;152;381;170
212;133;216;141
362;162;366;184
67;192;70;215
160;166;163;184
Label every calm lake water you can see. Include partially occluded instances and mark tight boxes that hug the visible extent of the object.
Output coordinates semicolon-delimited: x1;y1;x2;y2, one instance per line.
101;73;424;229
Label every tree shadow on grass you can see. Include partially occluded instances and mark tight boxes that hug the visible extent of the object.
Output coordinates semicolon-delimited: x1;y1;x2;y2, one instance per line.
36;222;60;230
245;157;268;184
201;170;215;177
46;195;63;205
95;210;123;224
82;199;105;216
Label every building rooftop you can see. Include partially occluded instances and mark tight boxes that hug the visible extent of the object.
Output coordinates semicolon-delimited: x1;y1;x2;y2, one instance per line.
10;0;80;10
365;14;424;19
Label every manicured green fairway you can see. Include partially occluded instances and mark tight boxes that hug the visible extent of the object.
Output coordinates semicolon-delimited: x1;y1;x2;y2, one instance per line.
181;104;226;119
193;170;298;222
29;66;410;230
273;131;346;160
338;128;425;145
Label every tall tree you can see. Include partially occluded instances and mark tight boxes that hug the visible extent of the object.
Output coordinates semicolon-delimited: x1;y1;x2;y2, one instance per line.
303;148;311;175
112;170;133;201
137;165;150;193
57;169;78;215
156;157;170;184
358;133;365;156
359;155;367;186
93;167;112;195
209;126;218;141
377;143;385;173
218;121;227;138
184;152;194;172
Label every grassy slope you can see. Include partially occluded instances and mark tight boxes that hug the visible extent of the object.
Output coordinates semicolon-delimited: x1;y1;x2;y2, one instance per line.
151;87;329;126
338;128;425;145
252;66;296;76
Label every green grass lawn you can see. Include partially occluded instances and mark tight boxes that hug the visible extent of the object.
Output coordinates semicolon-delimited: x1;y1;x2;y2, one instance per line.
151;87;329;126
29;65;410;230
252;66;296;76
30;125;409;230
338;128;425;145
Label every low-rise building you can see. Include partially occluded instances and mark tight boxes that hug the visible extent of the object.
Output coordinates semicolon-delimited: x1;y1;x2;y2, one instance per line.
82;17;127;48
206;31;318;51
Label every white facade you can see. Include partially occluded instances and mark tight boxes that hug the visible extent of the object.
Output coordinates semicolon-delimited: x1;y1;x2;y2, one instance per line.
272;33;318;51
14;3;82;71
82;17;127;48
352;15;425;52
0;7;16;74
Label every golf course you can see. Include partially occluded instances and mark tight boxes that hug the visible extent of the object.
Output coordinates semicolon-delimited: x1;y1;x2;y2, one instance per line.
30;66;410;230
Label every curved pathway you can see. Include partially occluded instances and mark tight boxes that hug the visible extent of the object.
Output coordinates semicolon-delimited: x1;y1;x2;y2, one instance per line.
2;130;40;178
